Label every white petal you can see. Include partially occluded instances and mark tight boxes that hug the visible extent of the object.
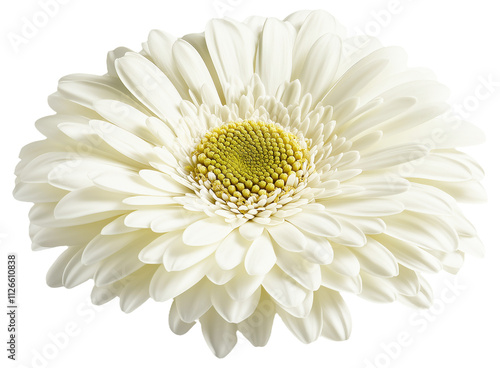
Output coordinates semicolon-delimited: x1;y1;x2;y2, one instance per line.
101;215;138;235
323;47;408;106
277;295;322;344
200;308;237;358
280;290;314;318
62;248;96;288
91;170;167;196
169;301;195;335
91;284;117;305
420;179;487;203
256;18;294;96
163;241;218;272
205;19;256;95
57;74;139;111
151;209;205;233
301;232;334;265
299;33;342;103
287;210;341;237
224;266;264;301
239;221;264;241
405;153;473;181
212;286;261;323
238;292;275;347
349;237;399;277
389;266;420;296
93;241;151;287
266;222;307;252
348;144;429;171
398;276;433;309
375;234;442;273
150;261;210;301
119;265;158;313
244;232;276;275
323;198;404;217
262;266;308;308
207;264;237;286
359;272;397;303
384;212;459;252
13;182;67;202
275;247;321;290
172;39;220;105
327;245;361;276
328;218;367;247
396;183;454;215
175;278;213;323
115;52;182;121
93;99;154;143
90;120;155;165
33;220;106;247
146;30;190;99
82;230;149;265
31;202;121;228
291;10;338;78
215;230;250;270
125;209;172;229
139;169;189;194
46;247;80;287
321;267;362;294
318;287;352;341
344;174;410;197
458;235;485;257
183;218;234;246
54;187;131;219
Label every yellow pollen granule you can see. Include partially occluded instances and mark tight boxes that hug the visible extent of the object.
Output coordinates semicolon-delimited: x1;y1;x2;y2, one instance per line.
191;120;310;206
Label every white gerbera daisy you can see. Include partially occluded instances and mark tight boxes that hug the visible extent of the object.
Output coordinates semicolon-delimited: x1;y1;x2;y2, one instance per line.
14;10;485;358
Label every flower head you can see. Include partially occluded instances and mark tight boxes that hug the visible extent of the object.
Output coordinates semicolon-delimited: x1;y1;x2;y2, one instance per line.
14;10;485;357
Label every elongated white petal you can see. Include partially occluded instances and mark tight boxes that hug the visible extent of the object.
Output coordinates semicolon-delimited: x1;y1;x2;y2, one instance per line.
277;295;322;344
245;232;276;275
212;286;261;323
175;278;213;323
275;247;321;290
163;241;218;272
299;33;341;103
183;218;234;246
292;10;338;78
349;237;399;277
200;308;237;358
384;212;459;252
224;266;264;301
169;301;195;335
256;18;294;96
206;19;256;95
238;292;275;347
327;245;361;276
115;53;182;121
321;267;362;294
287;211;341;237
215;231;250;270
173;39;220;105
119;266;158;313
359;272;397;303
263;266;308;308
267;222;307;252
54;187;132;219
318;287;352;340
375;234;442;273
82;230;150;265
150;261;210;301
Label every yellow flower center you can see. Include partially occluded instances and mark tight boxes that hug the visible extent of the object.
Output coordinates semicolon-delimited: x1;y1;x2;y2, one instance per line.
192;120;310;206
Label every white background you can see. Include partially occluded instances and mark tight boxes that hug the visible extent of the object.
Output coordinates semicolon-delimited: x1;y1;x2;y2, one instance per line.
1;0;499;367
